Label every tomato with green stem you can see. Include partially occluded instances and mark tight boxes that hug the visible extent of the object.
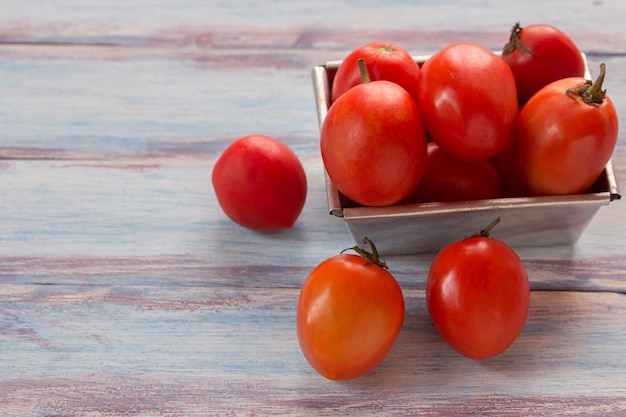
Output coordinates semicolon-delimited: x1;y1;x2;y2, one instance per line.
297;237;405;380
322;59;427;206
426;218;530;360
331;41;420;104
502;22;585;103
515;63;619;196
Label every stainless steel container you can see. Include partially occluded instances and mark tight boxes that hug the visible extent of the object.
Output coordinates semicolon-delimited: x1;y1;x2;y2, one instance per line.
312;53;621;255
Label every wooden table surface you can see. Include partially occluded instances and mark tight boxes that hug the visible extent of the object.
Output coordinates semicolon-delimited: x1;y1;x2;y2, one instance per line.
2;1;626;415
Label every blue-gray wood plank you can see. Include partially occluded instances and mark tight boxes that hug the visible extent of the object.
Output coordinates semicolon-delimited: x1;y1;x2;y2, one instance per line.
1;1;626;415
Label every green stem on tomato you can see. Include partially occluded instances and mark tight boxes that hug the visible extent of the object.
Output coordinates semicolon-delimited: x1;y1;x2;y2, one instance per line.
502;22;536;56
566;63;607;106
471;217;502;238
357;58;371;84
341;236;388;269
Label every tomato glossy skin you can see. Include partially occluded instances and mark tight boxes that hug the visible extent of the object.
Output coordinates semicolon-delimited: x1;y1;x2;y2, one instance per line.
417;42;518;163
321;80;427;207
502;23;585;103
404;142;501;204
426;236;530;360
515;77;619;196
331;41;420;104
489;112;530;198
297;254;405;380
212;134;307;231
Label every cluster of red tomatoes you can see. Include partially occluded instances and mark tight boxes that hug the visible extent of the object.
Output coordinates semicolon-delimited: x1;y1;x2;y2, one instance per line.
211;23;620;382
321;23;619;207
297;23;620;381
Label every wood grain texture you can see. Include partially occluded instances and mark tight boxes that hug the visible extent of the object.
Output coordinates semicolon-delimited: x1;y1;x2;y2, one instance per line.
2;288;626;415
1;0;626;415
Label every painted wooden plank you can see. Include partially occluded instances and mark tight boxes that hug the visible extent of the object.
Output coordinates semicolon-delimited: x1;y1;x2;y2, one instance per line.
1;47;625;157
0;154;624;292
1;288;625;415
1;1;626;414
1;0;625;52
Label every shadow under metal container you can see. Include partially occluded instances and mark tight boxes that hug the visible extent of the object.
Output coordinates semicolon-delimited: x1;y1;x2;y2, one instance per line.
312;53;621;255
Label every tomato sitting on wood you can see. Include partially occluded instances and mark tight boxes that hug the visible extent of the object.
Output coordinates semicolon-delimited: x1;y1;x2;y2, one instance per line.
515;64;619;196
297;238;404;380
212;134;307;232
417;42;518;163
426;218;530;360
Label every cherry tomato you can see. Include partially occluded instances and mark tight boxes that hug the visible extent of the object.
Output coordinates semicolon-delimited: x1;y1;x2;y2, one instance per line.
297;238;404;380
515;64;619;196
212;134;307;231
426;218;530;360
403;142;502;204
322;62;427;206
417;42;518;163
502;22;585;103
331;41;421;104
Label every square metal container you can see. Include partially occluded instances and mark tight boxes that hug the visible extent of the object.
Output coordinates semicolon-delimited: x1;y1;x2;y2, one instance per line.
312;53;621;255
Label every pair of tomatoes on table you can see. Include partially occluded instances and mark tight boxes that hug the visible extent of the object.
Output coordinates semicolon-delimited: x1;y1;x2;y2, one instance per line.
297;218;529;380
298;22;620;381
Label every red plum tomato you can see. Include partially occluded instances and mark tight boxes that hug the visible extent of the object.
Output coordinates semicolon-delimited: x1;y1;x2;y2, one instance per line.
403;142;502;204
331;41;421;104
212;134;307;232
502;22;585;103
297;241;404;380
417;42;518;163
321;79;427;207
426;222;530;360
515;67;618;196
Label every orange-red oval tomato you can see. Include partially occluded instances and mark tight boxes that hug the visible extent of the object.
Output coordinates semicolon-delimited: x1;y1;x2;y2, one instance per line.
321;79;427;206
331;41;421;104
417;42;518;163
403;142;502;204
515;70;619;196
426;229;529;360
502;22;585;103
212;134;307;231
297;252;404;380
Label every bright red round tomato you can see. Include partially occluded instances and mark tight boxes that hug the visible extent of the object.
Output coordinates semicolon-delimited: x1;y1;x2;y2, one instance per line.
331;41;420;104
212;134;307;232
515;65;619;196
297;240;404;380
321;76;427;207
403;142;502;204
417;42;518;163
502;22;585;103
426;220;530;360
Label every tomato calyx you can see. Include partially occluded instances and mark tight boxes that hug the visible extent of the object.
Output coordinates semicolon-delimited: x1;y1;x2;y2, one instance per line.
470;216;502;238
566;63;607;106
377;45;394;55
341;236;389;269
502;22;537;57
